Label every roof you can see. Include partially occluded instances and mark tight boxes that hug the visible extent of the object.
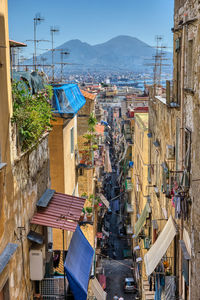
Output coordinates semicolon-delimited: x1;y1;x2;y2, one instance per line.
9;40;27;47
0;243;18;274
80;89;96;101
52;84;86;116
135;113;149;130
31;192;86;232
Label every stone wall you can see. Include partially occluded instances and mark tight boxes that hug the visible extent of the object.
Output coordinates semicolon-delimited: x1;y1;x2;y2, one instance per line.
174;1;200;298
1;134;50;300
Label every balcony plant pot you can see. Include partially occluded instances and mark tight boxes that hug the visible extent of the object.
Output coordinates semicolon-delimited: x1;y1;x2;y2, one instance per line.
86;213;93;222
86;206;93;221
80;159;86;164
79;213;85;222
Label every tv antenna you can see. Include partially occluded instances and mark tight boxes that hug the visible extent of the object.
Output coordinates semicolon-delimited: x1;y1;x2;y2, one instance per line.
50;26;60;82
145;36;170;91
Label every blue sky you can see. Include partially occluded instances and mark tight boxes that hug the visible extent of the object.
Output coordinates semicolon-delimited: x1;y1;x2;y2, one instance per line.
8;0;174;59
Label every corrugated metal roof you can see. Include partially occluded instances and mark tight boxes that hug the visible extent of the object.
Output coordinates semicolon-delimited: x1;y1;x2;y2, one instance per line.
31;192;86;232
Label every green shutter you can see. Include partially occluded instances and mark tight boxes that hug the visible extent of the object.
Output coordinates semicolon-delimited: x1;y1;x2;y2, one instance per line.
71;127;74;154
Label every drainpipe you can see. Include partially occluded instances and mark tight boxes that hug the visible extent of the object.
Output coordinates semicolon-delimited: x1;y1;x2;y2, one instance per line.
179;23;186;298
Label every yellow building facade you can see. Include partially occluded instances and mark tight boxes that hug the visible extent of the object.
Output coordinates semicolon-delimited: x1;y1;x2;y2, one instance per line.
131;113;150;297
0;3;51;299
49;115;78;250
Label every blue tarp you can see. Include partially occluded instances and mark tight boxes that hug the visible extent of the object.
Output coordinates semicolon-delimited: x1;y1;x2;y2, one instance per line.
52;84;86;115
13;71;44;94
64;226;94;300
101;120;109;126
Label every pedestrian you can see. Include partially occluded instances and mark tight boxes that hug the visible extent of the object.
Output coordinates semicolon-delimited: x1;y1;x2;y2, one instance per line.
113;294;119;300
119;297;124;300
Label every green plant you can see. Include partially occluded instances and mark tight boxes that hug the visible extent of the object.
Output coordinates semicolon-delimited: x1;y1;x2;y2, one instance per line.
88;113;97;132
81;193;88;199
82;208;85;213
88;194;95;202
86;206;93;214
12;81;53;151
94;196;101;205
92;144;98;150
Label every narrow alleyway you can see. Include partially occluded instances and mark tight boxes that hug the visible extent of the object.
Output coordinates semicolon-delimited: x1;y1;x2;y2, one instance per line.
101;107;136;300
103;258;135;300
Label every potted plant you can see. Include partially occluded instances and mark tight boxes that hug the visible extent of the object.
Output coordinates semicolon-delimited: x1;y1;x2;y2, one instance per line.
94;196;101;209
79;208;85;222
81;193;88;199
86;206;93;221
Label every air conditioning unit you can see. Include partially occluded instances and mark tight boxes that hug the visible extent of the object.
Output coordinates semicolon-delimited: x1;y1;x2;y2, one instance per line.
30;244;45;281
166;145;175;160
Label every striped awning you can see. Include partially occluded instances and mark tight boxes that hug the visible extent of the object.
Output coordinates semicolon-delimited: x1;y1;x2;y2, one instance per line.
135;202;151;237
91;277;107;300
31;191;86;232
98;194;110;208
144;216;177;276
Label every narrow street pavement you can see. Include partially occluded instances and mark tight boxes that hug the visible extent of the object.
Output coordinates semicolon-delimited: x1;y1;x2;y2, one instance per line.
101;107;136;300
103;258;135;300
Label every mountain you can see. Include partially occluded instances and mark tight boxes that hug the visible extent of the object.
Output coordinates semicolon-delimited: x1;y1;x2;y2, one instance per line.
34;35;172;72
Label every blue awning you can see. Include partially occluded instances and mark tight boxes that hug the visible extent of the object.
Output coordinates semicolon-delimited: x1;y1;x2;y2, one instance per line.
64;226;94;300
52;84;86;116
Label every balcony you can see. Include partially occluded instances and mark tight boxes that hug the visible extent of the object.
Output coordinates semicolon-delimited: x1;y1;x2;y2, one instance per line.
125;203;134;213
125;178;133;191
39;277;68;299
75;149;94;168
126;224;134;235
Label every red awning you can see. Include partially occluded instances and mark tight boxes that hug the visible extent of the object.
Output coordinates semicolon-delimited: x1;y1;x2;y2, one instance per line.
31;192;86;232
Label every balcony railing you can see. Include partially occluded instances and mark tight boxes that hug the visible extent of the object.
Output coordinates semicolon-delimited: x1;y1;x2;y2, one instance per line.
126;203;134;213
75;149;94;168
126;224;134;235
125;179;133;191
39;277;68;300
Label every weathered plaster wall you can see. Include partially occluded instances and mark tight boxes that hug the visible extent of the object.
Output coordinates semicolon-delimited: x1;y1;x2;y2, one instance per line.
0;133;50;300
174;1;200;298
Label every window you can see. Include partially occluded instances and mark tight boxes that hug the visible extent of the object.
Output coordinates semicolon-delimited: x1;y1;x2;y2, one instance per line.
70;127;74;154
184;128;191;171
79;168;84;176
176;37;181;104
186;39;193;89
